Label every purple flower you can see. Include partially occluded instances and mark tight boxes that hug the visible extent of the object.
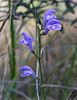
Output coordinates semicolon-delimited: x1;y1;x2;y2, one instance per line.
43;9;62;34
45;19;62;34
19;32;34;51
43;9;57;27
19;66;35;78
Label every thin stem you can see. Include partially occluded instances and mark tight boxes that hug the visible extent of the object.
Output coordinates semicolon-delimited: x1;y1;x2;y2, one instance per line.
31;2;45;99
0;15;9;32
30;2;40;100
9;0;16;80
8;0;17;99
36;60;40;100
38;26;46;100
41;84;77;90
35;10;40;100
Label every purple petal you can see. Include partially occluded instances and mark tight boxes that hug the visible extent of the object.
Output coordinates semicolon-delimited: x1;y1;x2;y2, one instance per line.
19;32;34;51
44;9;57;16
47;24;62;30
19;39;33;51
22;32;33;42
47;19;61;25
19;66;32;71
19;66;35;78
46;14;57;20
45;19;62;34
43;9;57;27
19;39;28;45
20;71;33;77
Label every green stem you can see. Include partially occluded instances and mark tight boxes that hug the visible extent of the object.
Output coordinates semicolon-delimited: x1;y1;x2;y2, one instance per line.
38;27;45;100
33;7;45;100
8;1;17;100
31;2;45;99
9;0;16;80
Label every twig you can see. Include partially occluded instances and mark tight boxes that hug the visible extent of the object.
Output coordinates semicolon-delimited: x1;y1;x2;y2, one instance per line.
0;46;19;57
0;15;9;32
0;0;22;32
0;79;34;85
41;84;77;91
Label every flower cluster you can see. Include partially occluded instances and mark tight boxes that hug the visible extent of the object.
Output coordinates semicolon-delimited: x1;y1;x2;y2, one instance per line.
19;32;35;78
43;9;62;34
19;9;62;78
